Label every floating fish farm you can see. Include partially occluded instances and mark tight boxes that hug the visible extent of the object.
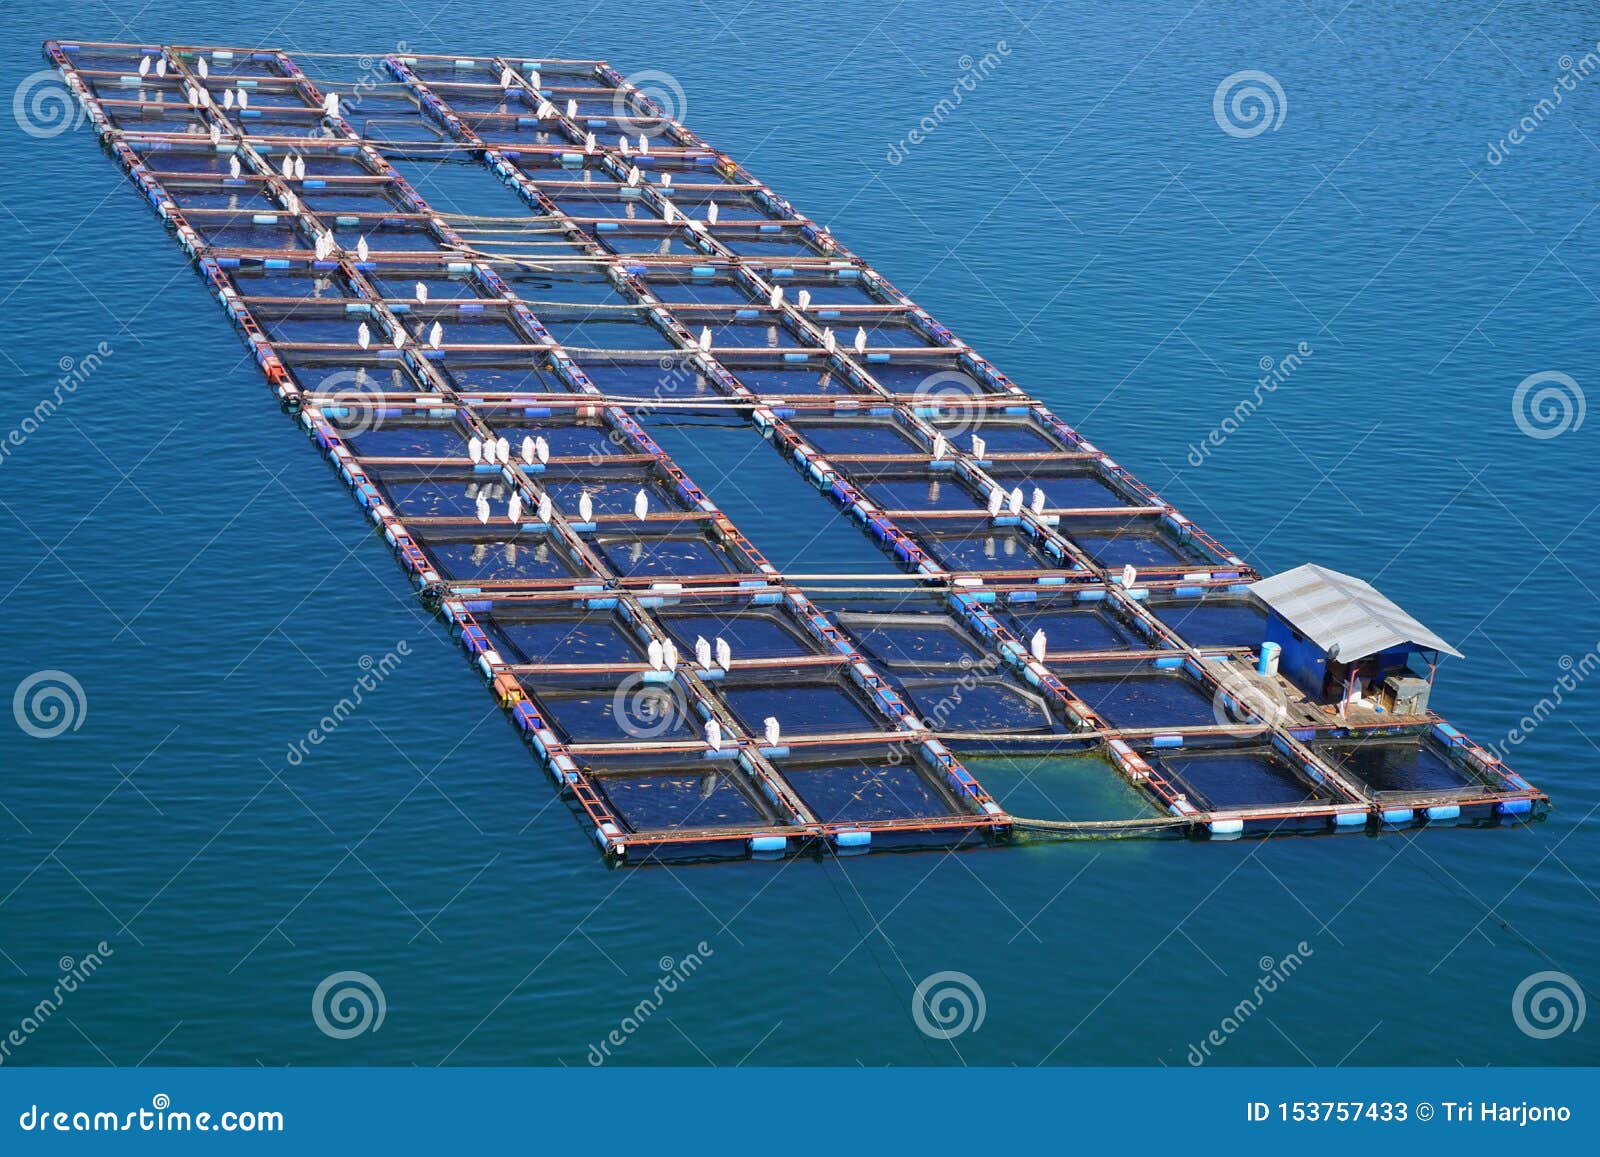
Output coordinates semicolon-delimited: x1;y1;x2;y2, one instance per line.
40;39;1548;862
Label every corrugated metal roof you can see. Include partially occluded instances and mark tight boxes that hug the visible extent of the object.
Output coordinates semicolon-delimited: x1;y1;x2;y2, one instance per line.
1250;564;1463;661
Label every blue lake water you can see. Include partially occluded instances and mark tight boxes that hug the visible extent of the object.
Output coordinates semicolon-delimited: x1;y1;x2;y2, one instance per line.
0;0;1596;1067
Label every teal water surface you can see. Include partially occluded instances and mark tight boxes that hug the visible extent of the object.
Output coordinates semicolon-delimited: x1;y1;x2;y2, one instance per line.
0;0;1596;1067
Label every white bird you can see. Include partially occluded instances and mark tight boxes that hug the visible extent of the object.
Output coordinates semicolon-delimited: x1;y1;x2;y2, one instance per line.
391;327;405;350
694;636;712;669
537;99;555;119
566;99;577;117
227;154;241;179
356;235;369;262
706;201;719;226
797;289;811;309
987;487;1004;516
699;327;712;351
633;489;648;519
323;92;339;118
536;494;553;522
197;56;209;79
662;201;677;225
637;134;649;155
584;132;596;153
823;329;837;353
1030;629;1047;661
528;69;541;89
971;434;987;459
155;57;167;77
769;285;783;308
468;435;483;463
223;88;234;109
139;56;151;77
520;436;535;464
357;322;371;349
1122;564;1138;588
705;718;722;751
282;190;299;215
626;166;640;187
578;491;593;522
648;638;665;670
853;327;867;353
415;281;428;304
1030;487;1046;514
313;232;330;260
618;136;632;156
764;716;781;746
481;436;497;464
715;637;732;671
507;493;523;522
280;155;293;179
932;433;947;461
236;86;247;109
534;436;549;464
1008;487;1023;514
660;172;672;188
662;639;678;669
294;155;306;180
476;495;492;524
496;437;510;463
428;321;443;348
499;67;515;89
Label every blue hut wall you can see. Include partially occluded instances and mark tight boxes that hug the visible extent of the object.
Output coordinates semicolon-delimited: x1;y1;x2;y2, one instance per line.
1264;611;1328;699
